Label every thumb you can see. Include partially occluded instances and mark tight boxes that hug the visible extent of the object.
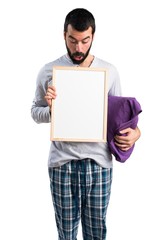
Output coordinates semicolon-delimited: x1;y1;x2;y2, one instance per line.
119;128;130;134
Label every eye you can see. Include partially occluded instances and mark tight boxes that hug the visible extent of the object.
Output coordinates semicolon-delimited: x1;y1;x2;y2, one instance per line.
70;39;77;44
82;39;89;44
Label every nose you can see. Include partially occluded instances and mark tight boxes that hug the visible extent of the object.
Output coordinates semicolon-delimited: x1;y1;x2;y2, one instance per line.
75;42;82;52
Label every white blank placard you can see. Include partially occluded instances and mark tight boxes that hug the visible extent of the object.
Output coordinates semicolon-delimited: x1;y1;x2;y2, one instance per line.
50;66;108;142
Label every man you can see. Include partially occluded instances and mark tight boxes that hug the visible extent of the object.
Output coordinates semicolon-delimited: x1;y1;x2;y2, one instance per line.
31;8;141;240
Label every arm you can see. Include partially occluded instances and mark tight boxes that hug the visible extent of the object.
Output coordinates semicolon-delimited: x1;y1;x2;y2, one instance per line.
114;126;141;151
31;63;57;124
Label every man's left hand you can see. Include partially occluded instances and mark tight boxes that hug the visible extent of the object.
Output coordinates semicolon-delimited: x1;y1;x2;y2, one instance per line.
114;127;141;151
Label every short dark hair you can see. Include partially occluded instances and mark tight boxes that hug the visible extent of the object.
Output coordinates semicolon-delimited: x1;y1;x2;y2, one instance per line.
64;8;96;34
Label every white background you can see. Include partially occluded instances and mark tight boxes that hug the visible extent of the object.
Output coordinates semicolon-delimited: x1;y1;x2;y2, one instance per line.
0;0;159;239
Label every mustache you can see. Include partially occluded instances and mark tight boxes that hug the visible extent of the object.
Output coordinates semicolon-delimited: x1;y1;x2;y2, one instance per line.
72;52;85;57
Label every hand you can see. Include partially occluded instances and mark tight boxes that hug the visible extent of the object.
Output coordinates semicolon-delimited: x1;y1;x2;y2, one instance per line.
114;127;141;151
44;86;57;110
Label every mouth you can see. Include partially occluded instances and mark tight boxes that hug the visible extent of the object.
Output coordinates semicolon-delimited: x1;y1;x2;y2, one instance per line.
74;56;83;61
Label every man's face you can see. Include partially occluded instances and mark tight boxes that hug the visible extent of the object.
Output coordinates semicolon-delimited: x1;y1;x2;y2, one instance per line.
64;24;94;64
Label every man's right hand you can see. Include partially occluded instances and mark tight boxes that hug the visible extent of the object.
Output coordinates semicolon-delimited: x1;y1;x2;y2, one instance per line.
44;86;57;110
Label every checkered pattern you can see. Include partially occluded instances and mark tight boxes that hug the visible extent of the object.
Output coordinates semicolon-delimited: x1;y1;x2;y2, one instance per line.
48;159;112;240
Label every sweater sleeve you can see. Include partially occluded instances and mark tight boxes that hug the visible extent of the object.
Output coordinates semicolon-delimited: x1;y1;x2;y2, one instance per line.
31;65;51;124
108;64;122;96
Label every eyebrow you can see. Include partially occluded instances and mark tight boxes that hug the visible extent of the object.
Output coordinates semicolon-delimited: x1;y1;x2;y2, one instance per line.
68;35;90;41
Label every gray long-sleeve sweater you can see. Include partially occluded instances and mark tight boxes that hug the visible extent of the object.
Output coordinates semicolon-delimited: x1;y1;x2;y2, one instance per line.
31;54;121;168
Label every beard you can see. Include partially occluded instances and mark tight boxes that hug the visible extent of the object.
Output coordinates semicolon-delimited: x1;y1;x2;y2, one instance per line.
66;43;92;65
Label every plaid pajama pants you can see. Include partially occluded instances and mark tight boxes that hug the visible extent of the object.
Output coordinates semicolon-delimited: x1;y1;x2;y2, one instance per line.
48;159;112;240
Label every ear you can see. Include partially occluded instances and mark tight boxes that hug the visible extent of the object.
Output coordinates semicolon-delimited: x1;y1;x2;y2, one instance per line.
64;32;66;40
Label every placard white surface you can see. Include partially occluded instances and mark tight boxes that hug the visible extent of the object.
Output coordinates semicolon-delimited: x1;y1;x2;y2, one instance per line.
51;66;108;142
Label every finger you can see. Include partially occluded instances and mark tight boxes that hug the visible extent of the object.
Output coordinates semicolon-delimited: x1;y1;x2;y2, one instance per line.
48;85;56;90
44;96;52;100
119;147;130;151
46;91;57;99
47;89;56;95
119;128;131;134
115;141;128;147
114;142;131;151
114;136;129;144
115;140;133;149
48;86;56;93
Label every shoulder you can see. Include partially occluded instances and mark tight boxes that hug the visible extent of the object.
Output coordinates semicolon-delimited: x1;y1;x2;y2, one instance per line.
36;55;67;85
94;57;115;67
93;57;119;75
93;57;121;95
43;55;67;71
94;57;120;79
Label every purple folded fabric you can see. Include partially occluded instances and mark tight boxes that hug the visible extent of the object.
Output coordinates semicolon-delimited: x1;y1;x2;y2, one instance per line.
107;96;142;162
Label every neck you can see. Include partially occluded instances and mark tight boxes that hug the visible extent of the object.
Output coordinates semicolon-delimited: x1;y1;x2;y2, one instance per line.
79;54;94;67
